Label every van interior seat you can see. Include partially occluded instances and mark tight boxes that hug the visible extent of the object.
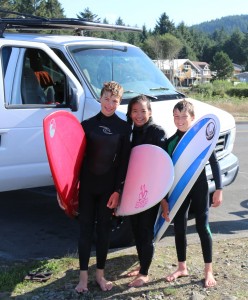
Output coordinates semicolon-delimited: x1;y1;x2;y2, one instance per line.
27;49;55;103
21;67;47;104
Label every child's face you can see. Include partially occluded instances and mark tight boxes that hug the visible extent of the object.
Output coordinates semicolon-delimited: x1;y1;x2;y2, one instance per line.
173;108;194;132
130;101;151;127
100;91;121;117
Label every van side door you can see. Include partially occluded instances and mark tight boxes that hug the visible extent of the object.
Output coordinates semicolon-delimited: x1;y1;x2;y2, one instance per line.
0;41;84;192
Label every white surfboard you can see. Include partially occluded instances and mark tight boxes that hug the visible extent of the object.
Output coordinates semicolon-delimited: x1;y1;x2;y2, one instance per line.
153;114;220;243
115;144;174;216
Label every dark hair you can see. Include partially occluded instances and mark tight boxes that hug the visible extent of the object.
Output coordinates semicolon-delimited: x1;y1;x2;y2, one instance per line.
173;99;195;117
126;94;152;124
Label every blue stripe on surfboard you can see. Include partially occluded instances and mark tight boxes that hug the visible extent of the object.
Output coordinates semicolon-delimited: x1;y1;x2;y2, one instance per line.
154;209;165;236
169;144;210;210
172;118;211;165
153;144;211;238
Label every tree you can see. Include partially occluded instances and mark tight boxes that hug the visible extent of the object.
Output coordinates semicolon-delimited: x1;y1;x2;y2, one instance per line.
76;7;101;37
143;33;182;60
37;0;65;18
11;0;35;15
242;33;248;70
154;12;175;35
210;51;234;80
76;7;100;22
0;0;13;14
223;30;246;65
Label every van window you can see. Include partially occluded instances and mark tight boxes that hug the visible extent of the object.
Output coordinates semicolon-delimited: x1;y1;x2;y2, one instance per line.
68;44;179;104
2;46;68;107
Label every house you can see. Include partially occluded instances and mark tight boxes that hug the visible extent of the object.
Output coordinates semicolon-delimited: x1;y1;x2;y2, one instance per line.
235;72;248;83
191;61;212;84
153;59;212;86
233;63;244;75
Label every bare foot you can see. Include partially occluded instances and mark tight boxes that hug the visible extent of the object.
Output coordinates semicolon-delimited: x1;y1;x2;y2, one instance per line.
128;274;149;287
126;267;140;277
75;271;88;293
96;276;113;291
165;269;189;282
205;271;216;287
204;263;216;288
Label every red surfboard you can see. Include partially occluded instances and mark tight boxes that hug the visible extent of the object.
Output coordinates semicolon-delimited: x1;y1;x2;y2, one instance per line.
43;111;86;218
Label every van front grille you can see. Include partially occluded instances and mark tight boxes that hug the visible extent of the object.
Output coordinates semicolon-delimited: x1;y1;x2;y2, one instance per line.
215;132;228;154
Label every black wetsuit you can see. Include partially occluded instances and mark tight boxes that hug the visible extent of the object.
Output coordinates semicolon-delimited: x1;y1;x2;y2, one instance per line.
167;129;223;263
78;112;131;271
130;117;167;276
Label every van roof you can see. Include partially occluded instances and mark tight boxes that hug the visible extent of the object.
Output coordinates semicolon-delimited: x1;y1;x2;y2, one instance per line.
2;32;137;48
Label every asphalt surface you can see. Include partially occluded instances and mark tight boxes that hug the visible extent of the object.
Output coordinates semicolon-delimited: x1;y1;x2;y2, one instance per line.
0;187;79;260
0;123;247;261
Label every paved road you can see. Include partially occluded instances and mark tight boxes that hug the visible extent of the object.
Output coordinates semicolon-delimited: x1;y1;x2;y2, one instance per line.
0;123;247;261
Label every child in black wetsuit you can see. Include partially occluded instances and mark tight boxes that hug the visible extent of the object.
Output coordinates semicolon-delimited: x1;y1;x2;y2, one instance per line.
126;94;167;287
161;99;223;288
75;81;131;293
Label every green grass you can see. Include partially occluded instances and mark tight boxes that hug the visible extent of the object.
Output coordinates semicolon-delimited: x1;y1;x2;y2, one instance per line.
179;87;248;120
0;257;77;294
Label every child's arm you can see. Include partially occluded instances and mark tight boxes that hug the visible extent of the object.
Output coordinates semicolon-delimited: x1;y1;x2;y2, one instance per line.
161;198;170;222
211;189;223;207
209;151;223;208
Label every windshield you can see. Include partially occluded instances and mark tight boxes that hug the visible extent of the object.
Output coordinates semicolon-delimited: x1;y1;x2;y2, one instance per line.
68;44;182;104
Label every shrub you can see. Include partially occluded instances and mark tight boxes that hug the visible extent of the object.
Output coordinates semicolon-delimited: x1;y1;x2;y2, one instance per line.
226;88;248;98
190;83;213;97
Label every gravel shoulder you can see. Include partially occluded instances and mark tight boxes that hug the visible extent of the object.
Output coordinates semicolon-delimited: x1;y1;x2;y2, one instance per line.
2;236;248;300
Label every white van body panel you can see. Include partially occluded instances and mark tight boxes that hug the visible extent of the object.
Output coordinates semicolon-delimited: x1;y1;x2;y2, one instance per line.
0;31;239;192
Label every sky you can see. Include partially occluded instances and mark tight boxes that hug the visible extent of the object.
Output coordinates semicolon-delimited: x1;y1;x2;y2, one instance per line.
59;0;248;30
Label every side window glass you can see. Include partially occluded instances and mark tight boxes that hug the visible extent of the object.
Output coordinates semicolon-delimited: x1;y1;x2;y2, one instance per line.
3;46;68;107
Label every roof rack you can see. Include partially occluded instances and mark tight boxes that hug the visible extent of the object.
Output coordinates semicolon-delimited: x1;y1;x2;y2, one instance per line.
0;9;142;37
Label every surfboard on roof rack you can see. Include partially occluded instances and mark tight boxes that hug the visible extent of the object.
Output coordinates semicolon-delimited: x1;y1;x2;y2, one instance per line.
0;9;141;36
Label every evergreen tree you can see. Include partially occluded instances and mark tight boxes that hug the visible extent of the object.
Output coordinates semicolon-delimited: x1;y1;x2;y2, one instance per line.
210;51;234;80
12;0;35;15
223;30;246;65
242;33;248;70
140;25;149;43
211;27;229;48
37;0;65;18
0;0;13;15
154;12;175;35
76;7;101;37
76;7;100;22
115;17;125;26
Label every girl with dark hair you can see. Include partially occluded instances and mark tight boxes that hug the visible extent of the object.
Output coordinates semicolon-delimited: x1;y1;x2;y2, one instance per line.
126;94;167;287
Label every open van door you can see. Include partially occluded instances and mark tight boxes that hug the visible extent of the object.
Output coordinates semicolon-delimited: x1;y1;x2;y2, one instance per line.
0;40;84;191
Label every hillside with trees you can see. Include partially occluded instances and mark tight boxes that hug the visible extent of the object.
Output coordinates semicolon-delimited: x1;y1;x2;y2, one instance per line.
191;15;248;34
0;2;248;76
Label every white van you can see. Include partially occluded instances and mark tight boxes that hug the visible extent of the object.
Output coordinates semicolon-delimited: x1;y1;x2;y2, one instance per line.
0;16;239;206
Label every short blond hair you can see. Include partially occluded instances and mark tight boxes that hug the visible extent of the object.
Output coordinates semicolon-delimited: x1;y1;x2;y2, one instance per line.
100;81;124;100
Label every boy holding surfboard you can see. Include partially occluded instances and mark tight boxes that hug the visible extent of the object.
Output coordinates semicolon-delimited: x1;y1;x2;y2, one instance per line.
75;81;131;293
126;95;167;287
161;99;223;288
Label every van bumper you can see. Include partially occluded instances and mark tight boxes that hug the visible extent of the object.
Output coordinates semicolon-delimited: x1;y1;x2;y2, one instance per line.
206;153;239;193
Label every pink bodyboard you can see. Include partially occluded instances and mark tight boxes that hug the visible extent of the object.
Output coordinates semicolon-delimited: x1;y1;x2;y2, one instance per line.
116;144;174;216
43;111;86;218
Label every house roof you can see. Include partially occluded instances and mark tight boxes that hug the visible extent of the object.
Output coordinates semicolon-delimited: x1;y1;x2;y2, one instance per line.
191;61;209;70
